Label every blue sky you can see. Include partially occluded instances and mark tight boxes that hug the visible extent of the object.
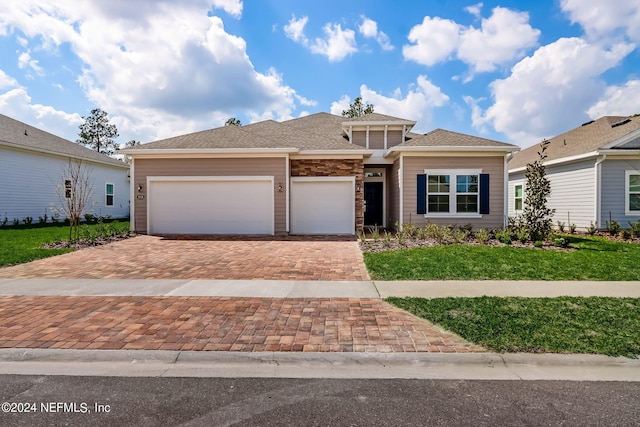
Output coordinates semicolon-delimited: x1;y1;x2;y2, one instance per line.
0;0;639;148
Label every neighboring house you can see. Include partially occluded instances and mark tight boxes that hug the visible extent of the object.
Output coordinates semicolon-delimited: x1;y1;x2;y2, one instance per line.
0;113;130;223
124;112;518;235
508;115;640;230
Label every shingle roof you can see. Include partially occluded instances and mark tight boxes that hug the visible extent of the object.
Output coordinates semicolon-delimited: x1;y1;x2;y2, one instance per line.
398;128;517;148
132;112;362;151
0;113;128;167
508;115;640;170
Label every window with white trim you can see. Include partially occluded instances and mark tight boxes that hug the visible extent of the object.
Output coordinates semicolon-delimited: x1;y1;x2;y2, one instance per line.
514;184;523;211
627;171;640;214
425;169;481;216
106;183;114;207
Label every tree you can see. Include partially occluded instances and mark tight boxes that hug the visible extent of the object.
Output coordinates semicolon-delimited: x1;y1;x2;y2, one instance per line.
54;159;94;242
225;117;242;126
77;108;119;155
341;97;374;118
521;139;555;241
124;140;141;147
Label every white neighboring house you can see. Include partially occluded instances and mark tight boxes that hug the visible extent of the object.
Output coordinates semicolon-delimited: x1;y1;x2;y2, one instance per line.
508;116;640;230
0;113;130;224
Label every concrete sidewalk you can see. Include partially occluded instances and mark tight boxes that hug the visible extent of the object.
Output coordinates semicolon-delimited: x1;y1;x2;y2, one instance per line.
1;278;639;298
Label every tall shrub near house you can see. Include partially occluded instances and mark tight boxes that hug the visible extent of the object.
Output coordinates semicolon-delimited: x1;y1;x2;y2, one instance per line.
522;139;554;241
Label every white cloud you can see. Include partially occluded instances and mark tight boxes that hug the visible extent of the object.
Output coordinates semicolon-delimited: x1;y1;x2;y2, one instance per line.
470;38;634;147
284;15;308;43
458;7;540;74
561;0;640;42
17;50;43;74
0;69;18;89
465;3;483;19
309;23;357;62
285;16;358;62
331;76;449;132
211;0;243;18
0;86;82;140
403;16;460;66
0;1;304;142
404;7;540;78
587;80;640;118
358;17;393;51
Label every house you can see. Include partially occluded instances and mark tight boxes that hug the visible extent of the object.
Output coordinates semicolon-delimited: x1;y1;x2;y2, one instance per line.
508;115;640;230
123;112;518;235
0;113;130;224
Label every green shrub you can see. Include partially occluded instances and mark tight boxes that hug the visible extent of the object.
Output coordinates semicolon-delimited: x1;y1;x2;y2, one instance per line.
553;237;568;247
606;219;621;236
534;240;543;248
495;229;512;245
515;227;529;244
629;219;640;237
474;228;490;244
587;221;598;235
569;223;577;234
556;221;565;233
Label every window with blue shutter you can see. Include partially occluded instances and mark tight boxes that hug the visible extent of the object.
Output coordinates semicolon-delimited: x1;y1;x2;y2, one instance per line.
417;174;426;214
479;174;489;214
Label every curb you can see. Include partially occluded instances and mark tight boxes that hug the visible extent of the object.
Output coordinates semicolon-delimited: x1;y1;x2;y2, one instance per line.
1;349;639;381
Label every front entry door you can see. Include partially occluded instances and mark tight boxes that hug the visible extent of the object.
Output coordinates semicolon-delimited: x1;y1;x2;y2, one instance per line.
364;182;384;226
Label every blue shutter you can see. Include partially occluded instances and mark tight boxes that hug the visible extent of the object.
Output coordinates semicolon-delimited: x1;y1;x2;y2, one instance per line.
417;174;426;214
479;174;490;214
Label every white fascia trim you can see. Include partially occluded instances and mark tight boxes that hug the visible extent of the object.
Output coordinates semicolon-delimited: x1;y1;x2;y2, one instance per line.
600;128;640;149
599;149;640;156
295;150;371;156
125;148;297;157
508;151;599;174
385;146;518;158
342;120;416;128
0;140;130;169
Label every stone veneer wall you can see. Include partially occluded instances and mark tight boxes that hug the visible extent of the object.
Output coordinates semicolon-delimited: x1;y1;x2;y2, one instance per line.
290;159;364;232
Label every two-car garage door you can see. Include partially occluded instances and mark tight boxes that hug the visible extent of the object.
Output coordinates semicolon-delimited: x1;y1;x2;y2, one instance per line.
146;176;355;235
148;177;274;235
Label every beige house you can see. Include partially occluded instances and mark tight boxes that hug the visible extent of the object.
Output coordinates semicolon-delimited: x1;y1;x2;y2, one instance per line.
124;113;518;235
508;116;640;230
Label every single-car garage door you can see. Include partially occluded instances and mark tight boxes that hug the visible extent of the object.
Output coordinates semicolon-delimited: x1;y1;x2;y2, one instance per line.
148;177;274;235
290;177;354;234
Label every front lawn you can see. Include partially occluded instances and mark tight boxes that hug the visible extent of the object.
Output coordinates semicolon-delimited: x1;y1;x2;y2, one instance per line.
0;221;130;266
364;235;640;281
387;296;640;357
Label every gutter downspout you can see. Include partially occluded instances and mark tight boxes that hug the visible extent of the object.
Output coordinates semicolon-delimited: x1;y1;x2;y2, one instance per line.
594;154;607;230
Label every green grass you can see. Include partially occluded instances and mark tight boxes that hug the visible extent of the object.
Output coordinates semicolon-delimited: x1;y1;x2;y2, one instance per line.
0;222;130;266
364;236;640;281
387;296;640;357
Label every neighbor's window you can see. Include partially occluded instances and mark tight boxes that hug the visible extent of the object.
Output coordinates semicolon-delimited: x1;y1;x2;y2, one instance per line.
628;172;640;213
514;184;523;211
425;170;480;216
106;183;114;206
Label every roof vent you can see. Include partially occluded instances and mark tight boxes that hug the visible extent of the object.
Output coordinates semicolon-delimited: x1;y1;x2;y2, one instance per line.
581;120;594;126
611;119;631;128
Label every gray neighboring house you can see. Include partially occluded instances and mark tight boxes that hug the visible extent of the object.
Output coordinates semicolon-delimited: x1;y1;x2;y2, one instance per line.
0;113;130;223
124;112;518;235
508;115;640;230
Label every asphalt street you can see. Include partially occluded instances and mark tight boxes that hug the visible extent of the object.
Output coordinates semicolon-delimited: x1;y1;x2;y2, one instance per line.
1;375;639;426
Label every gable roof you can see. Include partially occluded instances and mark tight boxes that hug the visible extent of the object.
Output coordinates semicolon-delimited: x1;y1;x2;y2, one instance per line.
399;128;517;148
509;115;640;170
0;113;128;168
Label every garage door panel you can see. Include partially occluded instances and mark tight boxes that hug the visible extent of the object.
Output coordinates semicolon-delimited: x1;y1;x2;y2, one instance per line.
149;179;273;235
291;179;354;234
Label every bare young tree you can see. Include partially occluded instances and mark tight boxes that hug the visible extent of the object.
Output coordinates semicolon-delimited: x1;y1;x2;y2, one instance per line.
55;159;94;241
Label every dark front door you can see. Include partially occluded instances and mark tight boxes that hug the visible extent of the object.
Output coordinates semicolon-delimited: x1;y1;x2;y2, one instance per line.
364;182;384;226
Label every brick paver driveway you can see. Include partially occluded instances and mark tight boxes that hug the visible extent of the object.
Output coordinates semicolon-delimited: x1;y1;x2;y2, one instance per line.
0;235;369;280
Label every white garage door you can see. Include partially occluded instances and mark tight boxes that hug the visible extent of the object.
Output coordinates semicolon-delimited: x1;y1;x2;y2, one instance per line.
148;177;274;235
290;177;354;234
